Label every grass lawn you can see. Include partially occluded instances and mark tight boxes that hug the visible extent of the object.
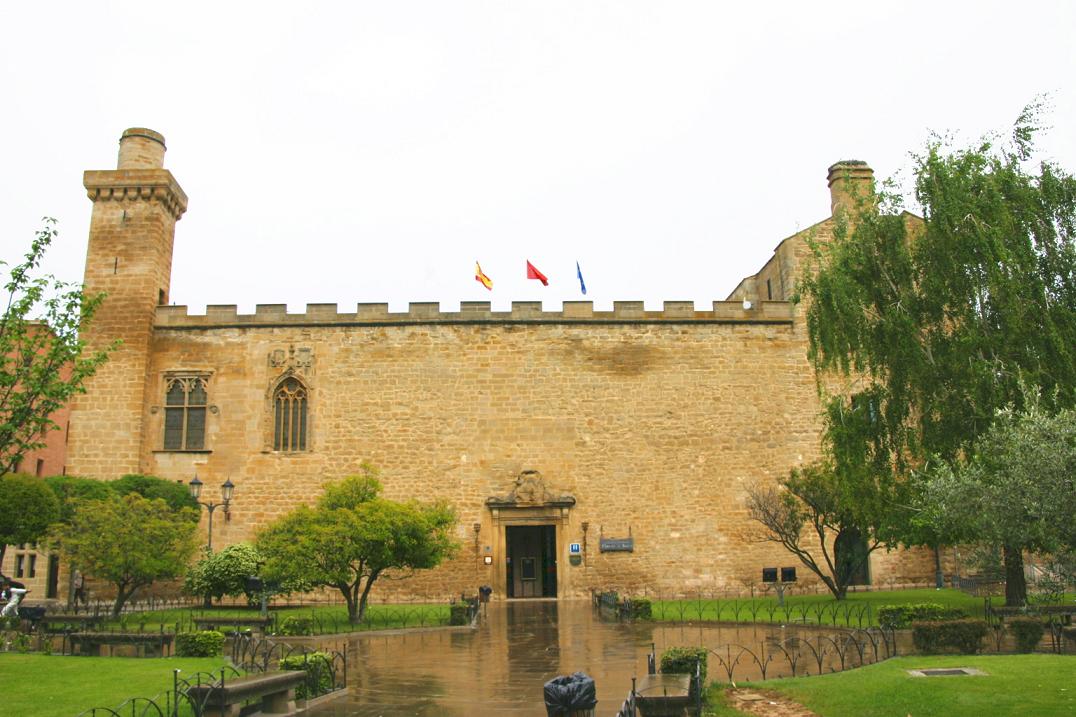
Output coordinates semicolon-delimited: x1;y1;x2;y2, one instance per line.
652;588;991;627
100;601;451;634
0;653;231;717
706;654;1076;716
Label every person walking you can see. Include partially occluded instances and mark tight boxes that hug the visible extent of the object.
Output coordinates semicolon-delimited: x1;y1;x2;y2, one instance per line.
1;576;29;618
73;569;87;609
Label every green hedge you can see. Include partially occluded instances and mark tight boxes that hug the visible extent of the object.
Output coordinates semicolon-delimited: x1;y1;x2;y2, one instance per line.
661;646;707;700
912;619;988;654
1007;617;1045;653
278;616;314;636
878;603;967;629
625;598;652;620
175;630;225;657
280;651;334;700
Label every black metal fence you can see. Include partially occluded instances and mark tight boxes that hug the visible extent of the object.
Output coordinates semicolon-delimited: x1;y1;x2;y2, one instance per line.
594;589;908;629
72;639;347;716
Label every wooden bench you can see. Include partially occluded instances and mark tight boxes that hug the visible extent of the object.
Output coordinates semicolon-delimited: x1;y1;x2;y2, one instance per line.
192;615;273;633
39;614;105;631
185;670;306;717
67;631;175;657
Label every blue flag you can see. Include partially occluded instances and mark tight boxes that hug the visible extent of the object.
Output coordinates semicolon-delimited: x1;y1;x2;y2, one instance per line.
576;261;587;295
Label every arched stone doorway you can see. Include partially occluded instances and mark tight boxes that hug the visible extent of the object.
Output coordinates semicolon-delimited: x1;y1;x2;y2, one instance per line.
485;471;575;599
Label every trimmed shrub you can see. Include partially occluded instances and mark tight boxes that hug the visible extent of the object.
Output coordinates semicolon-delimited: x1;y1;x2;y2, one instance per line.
278;616;315;636
912;619;988;654
1008;617;1045;653
661;646;707;700
877;603;967;629
280;651;334;700
625;598;652;620
175;630;225;657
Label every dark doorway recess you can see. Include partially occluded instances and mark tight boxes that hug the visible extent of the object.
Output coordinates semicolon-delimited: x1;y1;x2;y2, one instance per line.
46;554;60;599
835;528;871;586
506;525;557;598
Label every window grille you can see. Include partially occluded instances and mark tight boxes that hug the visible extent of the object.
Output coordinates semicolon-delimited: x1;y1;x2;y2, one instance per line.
163;376;208;450
273;377;308;451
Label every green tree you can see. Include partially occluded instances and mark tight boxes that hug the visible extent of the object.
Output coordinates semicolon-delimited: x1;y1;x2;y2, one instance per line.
51;493;198;616
915;399;1076;605
257;469;458;624
0;473;60;567
43;474;114;524
184;543;263;604
746;459;897;600
0;219;112;473
42;474;115;608
110;473;199;517
796;104;1076;605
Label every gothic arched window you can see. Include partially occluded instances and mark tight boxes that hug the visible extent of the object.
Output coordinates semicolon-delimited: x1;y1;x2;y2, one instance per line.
164;376;208;450
273;377;308;451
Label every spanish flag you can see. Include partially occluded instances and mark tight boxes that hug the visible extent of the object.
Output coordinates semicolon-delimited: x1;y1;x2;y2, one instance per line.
475;261;493;291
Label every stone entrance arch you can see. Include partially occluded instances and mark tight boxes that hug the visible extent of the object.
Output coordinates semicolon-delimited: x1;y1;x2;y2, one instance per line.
485;471;575;599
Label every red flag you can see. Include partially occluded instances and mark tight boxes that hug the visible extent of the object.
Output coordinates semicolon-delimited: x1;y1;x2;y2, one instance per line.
526;260;549;286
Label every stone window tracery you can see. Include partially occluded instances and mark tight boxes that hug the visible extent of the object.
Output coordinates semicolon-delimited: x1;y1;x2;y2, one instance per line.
163;376;208;450
273;377;308;452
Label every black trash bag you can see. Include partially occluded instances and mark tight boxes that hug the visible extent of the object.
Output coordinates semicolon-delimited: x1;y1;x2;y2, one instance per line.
543;672;597;716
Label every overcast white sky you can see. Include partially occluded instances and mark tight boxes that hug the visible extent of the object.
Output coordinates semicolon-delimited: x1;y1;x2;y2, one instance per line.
2;1;1074;313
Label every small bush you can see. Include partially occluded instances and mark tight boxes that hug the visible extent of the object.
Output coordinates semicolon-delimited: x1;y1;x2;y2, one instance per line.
661;646;707;700
877;603;967;629
912;619;988;654
175;630;225;657
280;651;334;700
449;603;472;626
1008;617;1045;653
278;616;314;636
625;598;652;620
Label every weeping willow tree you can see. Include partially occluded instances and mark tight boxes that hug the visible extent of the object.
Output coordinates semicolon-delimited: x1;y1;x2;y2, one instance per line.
797;102;1076;605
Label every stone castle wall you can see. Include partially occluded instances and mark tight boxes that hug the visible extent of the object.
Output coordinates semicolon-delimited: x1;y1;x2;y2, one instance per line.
65;132;942;602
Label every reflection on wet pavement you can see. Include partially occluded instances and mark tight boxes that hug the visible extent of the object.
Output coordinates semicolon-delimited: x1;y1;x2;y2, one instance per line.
308;599;849;716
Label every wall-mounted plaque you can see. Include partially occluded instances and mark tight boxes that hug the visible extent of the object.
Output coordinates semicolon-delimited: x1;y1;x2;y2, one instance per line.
599;537;634;553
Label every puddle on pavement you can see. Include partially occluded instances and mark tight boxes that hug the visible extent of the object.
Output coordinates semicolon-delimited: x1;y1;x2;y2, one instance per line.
307;599;883;716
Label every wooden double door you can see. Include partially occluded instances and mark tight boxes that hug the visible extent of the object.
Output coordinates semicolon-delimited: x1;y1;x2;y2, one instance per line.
506;525;558;598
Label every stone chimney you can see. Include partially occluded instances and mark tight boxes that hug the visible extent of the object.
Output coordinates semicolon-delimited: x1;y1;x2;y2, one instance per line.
826;160;874;217
117;127;167;169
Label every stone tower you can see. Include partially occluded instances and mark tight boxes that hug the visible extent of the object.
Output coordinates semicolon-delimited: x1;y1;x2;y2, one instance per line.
67;128;188;478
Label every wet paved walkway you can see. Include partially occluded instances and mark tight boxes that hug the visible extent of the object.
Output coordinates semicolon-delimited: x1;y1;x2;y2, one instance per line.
309;599;845;716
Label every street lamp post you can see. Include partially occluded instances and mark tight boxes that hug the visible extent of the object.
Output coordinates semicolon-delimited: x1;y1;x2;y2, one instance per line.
188;475;235;553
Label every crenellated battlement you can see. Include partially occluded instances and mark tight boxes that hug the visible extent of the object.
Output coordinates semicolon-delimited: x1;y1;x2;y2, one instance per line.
155;299;795;329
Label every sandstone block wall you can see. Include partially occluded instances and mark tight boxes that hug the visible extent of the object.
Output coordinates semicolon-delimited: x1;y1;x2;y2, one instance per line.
125;302;936;599
64;132;942;602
